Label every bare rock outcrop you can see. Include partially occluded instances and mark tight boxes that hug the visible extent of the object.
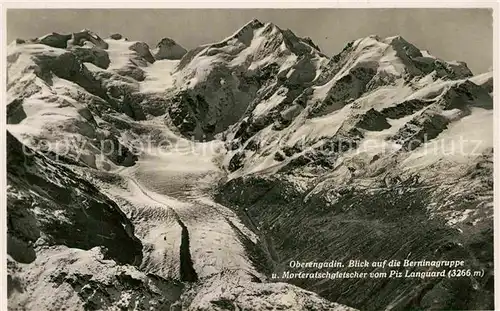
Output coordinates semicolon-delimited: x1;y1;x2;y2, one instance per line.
129;41;155;64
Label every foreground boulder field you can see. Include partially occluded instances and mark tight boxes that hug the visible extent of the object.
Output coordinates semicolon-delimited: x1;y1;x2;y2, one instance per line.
6;19;493;310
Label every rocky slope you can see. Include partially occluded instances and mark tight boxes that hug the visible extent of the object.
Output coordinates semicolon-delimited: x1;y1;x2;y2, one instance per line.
6;20;493;310
154;38;187;61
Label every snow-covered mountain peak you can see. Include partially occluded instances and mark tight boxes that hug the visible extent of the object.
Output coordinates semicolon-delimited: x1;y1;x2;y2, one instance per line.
223;18;321;53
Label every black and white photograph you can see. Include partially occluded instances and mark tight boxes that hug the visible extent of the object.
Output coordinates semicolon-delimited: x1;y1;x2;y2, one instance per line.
3;4;497;311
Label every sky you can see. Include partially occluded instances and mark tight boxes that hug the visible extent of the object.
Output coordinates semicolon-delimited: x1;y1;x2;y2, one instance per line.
6;8;493;74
